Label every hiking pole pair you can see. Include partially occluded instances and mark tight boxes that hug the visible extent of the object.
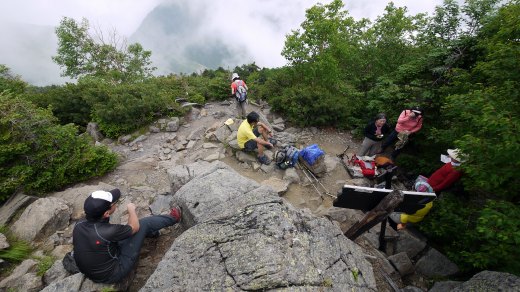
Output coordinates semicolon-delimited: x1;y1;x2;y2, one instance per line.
297;162;336;200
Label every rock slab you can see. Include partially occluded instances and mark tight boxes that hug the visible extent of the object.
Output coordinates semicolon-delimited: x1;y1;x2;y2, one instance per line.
141;161;377;291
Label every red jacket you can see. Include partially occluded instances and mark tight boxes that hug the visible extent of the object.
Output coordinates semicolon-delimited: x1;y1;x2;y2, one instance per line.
427;163;462;192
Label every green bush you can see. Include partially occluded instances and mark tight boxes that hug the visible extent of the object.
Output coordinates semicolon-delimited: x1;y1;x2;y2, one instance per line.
24;83;92;130
0;93;118;200
36;255;55;276
76;77;184;138
0;65;27;95
419;195;520;275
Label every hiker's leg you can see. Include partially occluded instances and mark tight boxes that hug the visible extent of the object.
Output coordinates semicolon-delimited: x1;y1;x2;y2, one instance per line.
236;101;245;119
368;141;383;156
257;125;270;141
391;147;402;160
380;130;398;152
111;215;177;282
239;101;247;119
257;142;265;157
357;137;373;156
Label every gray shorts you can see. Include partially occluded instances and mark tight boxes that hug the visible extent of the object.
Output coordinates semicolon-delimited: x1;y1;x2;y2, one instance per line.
244;128;261;152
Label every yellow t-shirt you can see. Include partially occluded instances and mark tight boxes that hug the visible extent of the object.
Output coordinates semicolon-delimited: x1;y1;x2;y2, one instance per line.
400;201;433;223
237;120;257;148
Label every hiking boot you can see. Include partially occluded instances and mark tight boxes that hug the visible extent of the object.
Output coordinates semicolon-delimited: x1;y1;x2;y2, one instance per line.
170;207;182;222
258;155;271;165
147;230;160;238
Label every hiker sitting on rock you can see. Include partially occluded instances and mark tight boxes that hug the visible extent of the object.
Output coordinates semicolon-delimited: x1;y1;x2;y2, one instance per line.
237;111;275;165
357;113;390;157
72;189;182;284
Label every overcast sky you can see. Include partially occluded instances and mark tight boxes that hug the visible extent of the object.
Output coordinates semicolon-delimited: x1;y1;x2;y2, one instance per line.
0;0;449;85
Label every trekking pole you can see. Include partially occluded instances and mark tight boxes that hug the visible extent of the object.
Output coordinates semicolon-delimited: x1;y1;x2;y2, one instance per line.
297;163;324;199
298;162;336;200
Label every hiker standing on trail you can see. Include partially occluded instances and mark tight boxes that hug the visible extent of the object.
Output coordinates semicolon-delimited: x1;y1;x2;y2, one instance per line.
237;111;276;165
231;72;248;119
357;113;390;157
72;189;182;283
380;106;424;160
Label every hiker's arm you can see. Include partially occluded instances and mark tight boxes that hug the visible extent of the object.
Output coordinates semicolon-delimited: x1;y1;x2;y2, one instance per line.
254;137;272;147
126;203;140;235
257;122;272;135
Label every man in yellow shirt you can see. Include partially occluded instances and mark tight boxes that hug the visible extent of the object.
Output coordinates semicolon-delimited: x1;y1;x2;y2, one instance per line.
237;111;275;165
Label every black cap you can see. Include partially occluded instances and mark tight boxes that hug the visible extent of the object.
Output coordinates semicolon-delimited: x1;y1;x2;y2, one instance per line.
84;189;121;219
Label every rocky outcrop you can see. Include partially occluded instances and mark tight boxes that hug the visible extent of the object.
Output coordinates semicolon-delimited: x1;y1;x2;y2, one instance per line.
142;161;377;291
2;100;515;292
10;197;71;243
0;259;43;292
0;192;37;225
452;270;520;292
415;247;459;277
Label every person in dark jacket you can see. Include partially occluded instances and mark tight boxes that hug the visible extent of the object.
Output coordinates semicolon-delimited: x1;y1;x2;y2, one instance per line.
72;189;181;283
357;113;390;157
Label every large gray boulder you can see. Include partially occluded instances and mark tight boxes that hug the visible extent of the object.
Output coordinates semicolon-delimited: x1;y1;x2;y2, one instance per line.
452;270;520;292
0;259;43;292
214;124;232;143
415;248;459;277
394;230;427;259
167;161;211;194
86;122;104;142
51;182;115;219
141;162;377;291
10;197;71;242
0;192;37;225
40;273;83;292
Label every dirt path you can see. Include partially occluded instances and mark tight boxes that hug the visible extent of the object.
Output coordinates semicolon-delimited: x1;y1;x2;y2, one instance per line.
101;100;365;290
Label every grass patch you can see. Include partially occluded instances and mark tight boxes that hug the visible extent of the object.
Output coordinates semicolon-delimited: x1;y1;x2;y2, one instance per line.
0;225;32;263
36;255;55;276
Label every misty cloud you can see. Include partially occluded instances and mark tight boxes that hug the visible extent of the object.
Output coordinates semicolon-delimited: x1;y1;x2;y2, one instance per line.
0;0;448;85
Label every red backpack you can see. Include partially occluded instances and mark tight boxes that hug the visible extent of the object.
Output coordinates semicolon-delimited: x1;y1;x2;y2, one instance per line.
349;155;376;178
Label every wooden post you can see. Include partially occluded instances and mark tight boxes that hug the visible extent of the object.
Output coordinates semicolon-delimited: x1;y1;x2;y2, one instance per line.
344;190;404;240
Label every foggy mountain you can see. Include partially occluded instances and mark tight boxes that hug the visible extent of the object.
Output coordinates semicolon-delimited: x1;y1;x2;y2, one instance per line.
1;0;297;85
129;1;250;75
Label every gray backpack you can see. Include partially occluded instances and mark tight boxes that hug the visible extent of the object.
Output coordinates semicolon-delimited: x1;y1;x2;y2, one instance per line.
234;80;247;102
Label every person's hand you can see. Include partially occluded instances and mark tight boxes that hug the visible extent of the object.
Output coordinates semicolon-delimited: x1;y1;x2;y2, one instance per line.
127;203;137;213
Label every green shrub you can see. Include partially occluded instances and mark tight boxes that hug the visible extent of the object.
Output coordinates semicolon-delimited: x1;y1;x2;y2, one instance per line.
419;195;520;275
0;65;27;95
36;255;55;276
60;77;183;138
24;83;92;130
0;93;118;200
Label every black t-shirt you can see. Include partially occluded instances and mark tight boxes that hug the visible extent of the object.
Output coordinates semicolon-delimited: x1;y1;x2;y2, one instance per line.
72;218;132;283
